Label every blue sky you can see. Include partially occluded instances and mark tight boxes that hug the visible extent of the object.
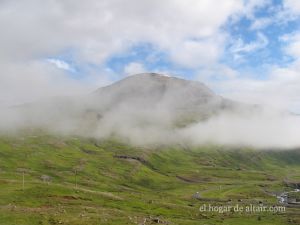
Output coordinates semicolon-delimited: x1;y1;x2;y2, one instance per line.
52;0;300;84
1;0;300;111
71;0;300;80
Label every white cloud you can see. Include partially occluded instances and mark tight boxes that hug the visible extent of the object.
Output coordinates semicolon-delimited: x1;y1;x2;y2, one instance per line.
199;28;300;113
0;0;252;66
230;32;269;54
246;1;300;30
197;64;238;80
283;0;300;15
0;61;82;106
250;17;272;30
169;35;226;68
200;27;300;112
0;60;112;107
204;61;300;113
281;32;300;59
47;59;75;72
241;0;272;18
124;62;146;75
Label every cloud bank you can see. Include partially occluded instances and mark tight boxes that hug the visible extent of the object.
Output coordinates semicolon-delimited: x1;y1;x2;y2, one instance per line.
0;73;299;149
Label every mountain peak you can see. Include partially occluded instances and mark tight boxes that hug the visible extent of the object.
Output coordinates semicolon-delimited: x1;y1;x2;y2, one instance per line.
92;73;230;119
131;72;171;78
98;72;215;97
122;72;189;84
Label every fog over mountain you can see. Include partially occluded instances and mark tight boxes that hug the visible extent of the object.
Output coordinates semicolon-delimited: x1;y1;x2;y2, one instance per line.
0;73;299;149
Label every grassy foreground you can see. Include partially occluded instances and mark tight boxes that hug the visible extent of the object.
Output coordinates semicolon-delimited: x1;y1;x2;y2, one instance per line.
0;133;299;224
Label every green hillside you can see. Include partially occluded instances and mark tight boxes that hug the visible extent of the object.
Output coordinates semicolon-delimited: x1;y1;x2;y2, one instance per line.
0;133;299;225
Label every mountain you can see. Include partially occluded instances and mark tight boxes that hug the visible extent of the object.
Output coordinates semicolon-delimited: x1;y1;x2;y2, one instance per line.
91;73;237;120
84;73;242;132
93;73;229;110
1;73;241;138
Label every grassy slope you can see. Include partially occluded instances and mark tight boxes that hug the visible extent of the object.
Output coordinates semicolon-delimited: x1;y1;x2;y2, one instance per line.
0;134;299;225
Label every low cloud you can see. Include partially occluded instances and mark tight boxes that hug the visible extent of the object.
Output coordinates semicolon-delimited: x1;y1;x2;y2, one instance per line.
0;60;109;107
182;110;300;149
0;73;299;149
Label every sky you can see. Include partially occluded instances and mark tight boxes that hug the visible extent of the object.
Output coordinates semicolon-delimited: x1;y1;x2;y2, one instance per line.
1;0;300;112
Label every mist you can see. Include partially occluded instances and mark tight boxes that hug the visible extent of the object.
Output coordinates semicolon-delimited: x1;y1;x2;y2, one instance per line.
0;74;299;150
182;110;300;149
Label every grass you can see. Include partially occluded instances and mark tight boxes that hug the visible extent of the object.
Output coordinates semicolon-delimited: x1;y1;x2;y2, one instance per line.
0;133;299;224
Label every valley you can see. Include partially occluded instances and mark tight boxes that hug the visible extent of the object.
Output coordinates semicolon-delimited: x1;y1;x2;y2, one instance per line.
0;133;299;224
